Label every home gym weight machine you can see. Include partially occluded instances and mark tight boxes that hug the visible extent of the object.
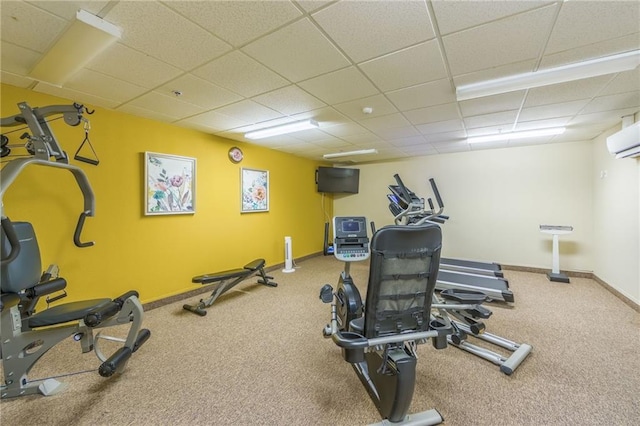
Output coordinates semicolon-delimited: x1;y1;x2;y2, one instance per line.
0;102;150;398
320;216;492;424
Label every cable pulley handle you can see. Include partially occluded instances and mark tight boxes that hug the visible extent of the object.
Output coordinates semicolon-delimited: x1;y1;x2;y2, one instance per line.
429;178;444;209
74;211;95;248
1;217;21;265
74;119;99;165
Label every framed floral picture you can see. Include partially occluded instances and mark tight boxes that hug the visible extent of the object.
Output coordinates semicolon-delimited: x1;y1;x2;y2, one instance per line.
241;168;269;213
145;152;196;215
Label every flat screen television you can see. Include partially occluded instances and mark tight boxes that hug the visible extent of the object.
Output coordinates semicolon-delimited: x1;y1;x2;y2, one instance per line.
316;167;360;194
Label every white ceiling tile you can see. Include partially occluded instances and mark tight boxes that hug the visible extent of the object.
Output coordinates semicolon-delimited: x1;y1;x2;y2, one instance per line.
426;130;467;143
460;92;525;117
290;107;351;127
26;1;109;19
1;1;67;52
545;2;640;54
312;0;435;63
400;144;438;156
252;85;326;115
581;92;640;115
33;81;120;110
359;40;447;92
192;51;289;98
66;69;147;104
403;103;460;126
464;110;518;130
298;67;379;105
166;1;302;47
308;136;352;148
568;110;635;129
334;94;398;121
375;126;420;140
388;135;429;147
540;34;640;69
386;79;455;111
443;5;557;75
524;75;613;107
515;117;571;131
433;140;471;154
519;100;589;122
432;1;554;36
342;132;384;145
320;122;369;138
213;100;282;124
296;1;333;13
124;92;205;120
243;18;349;82
0;70;34;88
600;68;640;96
105;2;231;70
88;43;182;89
359;113;411;133
452;60;537;85
1;41;40;74
416;119;465;135
286;128;333;143
178;110;250;132
158;74;242;110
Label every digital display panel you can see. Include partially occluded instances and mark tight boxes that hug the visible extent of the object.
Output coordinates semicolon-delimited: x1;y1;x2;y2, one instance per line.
342;221;360;233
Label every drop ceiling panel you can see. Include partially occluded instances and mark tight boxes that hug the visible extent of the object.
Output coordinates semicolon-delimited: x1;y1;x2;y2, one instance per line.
1;1;67;52
298;67;379;105
403;103;460;126
464;110;518;129
334;94;398;121
386;79;455;111
599;68;640;96
539;33;640;68
124;92;205;120
242;18;350;82
158;75;243;110
388;135;429;147
192;51;289;98
581;91;640;115
432;1;553;36
66;69;147;103
26;1;109;19
359;40;447;92
426;130;467;143
252;85;326;115
460;92;525;117
33;81;120;110
1;70;33;88
359;113;411;133
0;41;40;74
443;5;557;76
104;2;231;71
213;100;282;125
166;0;302;47
312;0;435;63
519;100;590;122
416;119;465;135
375;126;420;140
545;1;640;54
524;76;613;107
177;110;250;132
320;122;369;138
88;43;183;89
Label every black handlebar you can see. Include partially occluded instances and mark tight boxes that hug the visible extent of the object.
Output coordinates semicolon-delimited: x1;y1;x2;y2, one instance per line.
429;178;444;209
1;217;21;266
393;174;412;204
74;211;94;248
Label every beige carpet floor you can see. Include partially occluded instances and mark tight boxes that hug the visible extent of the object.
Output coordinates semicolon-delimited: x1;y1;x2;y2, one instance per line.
1;255;639;425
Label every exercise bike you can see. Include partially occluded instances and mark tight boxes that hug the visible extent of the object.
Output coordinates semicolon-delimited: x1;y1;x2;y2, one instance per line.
320;217;485;425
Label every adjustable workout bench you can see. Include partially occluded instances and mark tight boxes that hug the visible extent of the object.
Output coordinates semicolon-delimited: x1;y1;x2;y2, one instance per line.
183;259;277;316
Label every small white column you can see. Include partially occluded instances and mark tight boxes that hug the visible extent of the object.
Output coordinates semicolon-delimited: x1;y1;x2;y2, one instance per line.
539;225;573;283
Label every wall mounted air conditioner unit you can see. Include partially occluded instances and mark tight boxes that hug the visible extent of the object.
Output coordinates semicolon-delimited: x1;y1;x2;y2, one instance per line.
607;120;640;159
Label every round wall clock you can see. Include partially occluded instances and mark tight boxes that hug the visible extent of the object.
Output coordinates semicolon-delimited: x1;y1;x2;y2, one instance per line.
228;147;243;163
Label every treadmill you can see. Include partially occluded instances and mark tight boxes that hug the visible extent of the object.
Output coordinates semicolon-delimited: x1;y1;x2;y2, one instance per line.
387;174;513;303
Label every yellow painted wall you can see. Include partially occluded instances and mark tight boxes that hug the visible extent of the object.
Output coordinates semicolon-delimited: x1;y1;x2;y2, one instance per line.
1;84;332;304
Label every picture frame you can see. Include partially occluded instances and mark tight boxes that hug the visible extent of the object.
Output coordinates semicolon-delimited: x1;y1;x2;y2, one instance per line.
145;152;196;215
241;168;269;213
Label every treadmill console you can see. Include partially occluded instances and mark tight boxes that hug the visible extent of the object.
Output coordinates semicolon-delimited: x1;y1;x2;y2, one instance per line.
333;216;370;262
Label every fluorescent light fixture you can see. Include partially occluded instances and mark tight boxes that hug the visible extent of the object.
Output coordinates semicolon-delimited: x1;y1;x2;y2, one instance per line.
244;119;319;139
323;149;378;159
467;127;566;144
456;50;640;101
30;10;121;86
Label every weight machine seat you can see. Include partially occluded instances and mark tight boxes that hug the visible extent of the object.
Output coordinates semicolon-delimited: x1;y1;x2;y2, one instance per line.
359;224;442;339
28;298;110;328
192;258;265;284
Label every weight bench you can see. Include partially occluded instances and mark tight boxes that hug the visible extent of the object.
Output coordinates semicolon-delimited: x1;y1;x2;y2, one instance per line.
183;259;277;316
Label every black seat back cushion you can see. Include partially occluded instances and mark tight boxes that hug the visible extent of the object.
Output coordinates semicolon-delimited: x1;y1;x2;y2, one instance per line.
28;298;111;328
1;222;42;294
362;224;442;339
